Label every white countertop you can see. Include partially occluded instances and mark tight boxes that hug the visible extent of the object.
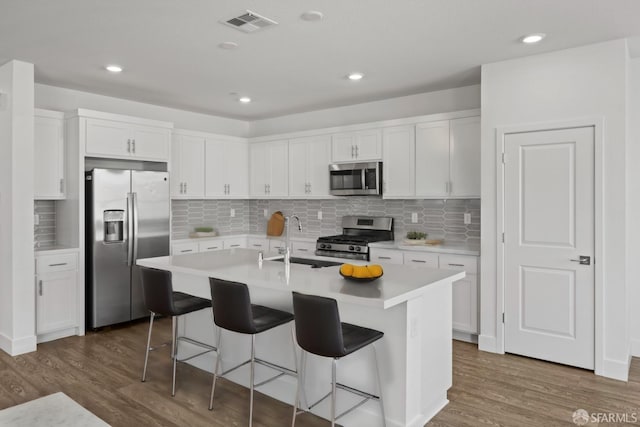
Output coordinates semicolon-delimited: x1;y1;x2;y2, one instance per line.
369;240;480;256
171;234;318;245
137;248;464;309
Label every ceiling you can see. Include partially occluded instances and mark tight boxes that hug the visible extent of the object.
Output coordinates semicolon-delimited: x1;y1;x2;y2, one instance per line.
2;0;640;120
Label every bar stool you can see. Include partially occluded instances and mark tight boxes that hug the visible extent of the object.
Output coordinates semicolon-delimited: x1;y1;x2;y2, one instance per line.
291;291;386;427
208;277;299;427
140;266;216;396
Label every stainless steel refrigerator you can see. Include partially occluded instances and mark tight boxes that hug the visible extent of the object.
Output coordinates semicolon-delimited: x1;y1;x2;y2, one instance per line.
86;168;170;329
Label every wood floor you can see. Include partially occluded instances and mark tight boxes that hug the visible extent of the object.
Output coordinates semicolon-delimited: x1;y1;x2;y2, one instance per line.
0;318;638;426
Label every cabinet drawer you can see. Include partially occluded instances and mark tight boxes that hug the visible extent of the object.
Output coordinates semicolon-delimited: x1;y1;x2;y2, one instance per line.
36;253;78;274
269;240;286;253
370;248;403;265
224;237;246;249
403;251;439;268
172;242;199;255
247;238;269;250
292;241;316;256
438;254;477;274
198;241;223;252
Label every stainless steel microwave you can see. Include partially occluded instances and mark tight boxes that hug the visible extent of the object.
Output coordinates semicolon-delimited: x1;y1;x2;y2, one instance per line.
329;162;382;196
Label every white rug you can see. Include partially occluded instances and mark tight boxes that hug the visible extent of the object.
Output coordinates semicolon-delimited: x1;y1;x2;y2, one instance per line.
0;392;110;427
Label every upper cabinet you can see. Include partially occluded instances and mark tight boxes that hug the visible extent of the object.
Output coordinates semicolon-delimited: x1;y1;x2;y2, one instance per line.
205;137;249;198
383;115;480;199
171;133;205;199
34;109;65;199
331;129;382;162
250;140;289;198
84;114;170;161
289;135;331;198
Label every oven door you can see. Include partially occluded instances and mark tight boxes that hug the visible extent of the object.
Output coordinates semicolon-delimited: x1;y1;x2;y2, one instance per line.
329;162;381;196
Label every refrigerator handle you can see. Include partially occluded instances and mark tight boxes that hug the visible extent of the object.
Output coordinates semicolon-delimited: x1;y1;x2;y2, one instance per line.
127;193;134;266
133;192;139;263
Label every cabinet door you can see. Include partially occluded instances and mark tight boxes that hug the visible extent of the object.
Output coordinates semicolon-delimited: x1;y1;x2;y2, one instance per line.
172;242;199;255
267;141;289;197
36;271;77;334
224;237;246;249
170;135;184;198
247;237;269;250
250;143;268;197
383;126;415;197
225;142;249;197
370;248;404;265
198;240;223;252
86;118;130;157
331;133;356;162
355;129;382;160
204;139;226;198
451;275;478;333
403;251;438;268
288;139;309;197
34;115;65;199
415;120;450;198
132;126;170;161
307;135;331;197
176;135;205;198
449;116;481;198
292;241;317;257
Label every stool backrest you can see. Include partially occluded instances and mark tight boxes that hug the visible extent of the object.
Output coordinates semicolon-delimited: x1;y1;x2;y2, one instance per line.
292;292;345;358
209;278;255;334
140;267;175;316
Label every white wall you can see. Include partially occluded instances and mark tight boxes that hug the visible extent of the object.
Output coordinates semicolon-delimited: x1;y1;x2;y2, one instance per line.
628;58;640;357
249;85;480;137
0;60;36;355
480;40;630;380
35;84;250;137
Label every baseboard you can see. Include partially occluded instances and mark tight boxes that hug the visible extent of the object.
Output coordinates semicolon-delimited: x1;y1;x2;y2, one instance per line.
478;334;499;353
0;332;37;356
599;357;630;382
37;327;78;344
453;331;478;344
631;339;640;357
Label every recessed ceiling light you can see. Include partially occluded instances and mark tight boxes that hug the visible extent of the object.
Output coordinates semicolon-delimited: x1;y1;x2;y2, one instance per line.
105;65;123;73
521;33;546;44
300;10;324;22
348;72;364;81
219;41;239;50
239;96;252;103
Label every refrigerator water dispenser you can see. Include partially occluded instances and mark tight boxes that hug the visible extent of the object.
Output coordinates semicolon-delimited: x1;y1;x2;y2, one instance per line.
104;210;124;243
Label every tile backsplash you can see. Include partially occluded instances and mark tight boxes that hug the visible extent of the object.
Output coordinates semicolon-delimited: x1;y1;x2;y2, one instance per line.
173;198;480;244
34;200;56;248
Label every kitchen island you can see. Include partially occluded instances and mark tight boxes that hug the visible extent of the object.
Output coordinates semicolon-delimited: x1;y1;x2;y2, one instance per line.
137;248;464;427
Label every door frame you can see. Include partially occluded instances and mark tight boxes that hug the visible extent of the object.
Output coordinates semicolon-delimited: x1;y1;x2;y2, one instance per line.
496;117;604;375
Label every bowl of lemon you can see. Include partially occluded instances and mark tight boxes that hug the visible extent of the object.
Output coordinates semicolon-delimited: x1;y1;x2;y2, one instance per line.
339;263;384;283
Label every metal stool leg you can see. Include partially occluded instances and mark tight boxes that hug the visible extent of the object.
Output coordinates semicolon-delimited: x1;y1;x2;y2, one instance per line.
331;358;337;427
249;334;256;427
171;316;178;397
141;312;155;382
291;348;303;427
209;327;223;410
372;344;386;427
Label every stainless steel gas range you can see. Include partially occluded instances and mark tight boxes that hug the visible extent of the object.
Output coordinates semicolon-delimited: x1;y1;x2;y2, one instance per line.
316;216;394;261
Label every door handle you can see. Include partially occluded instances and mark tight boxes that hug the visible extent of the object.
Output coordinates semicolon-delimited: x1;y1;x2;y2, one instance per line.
132;192;139;263
127;139;131;153
132;139;136;153
570;256;591;265
355;145;359;158
38;280;43;296
59;178;64;194
127;193;134;266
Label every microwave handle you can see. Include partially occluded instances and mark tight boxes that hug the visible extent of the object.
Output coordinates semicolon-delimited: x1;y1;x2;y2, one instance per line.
361;168;367;190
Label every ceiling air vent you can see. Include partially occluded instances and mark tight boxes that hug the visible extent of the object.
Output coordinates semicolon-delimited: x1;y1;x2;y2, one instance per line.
222;10;278;33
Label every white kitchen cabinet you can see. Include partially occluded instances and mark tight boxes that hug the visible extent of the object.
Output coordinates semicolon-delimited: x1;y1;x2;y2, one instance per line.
198;241;223;252
249;140;289;197
403;251;439;268
382;126;415;198
369;248;404;265
205;138;249;198
36;253;78;337
223;237;247;249
437;254;478;334
172;242;199;255
292;241;317;257
269;239;286;253
247;237;270;251
34;110;65;199
415;120;450;198
289;135;331;198
331;129;382;162
171;133;205;199
449;116;481;198
85;118;170;161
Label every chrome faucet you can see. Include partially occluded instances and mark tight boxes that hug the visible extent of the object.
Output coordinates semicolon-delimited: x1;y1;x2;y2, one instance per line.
283;215;303;265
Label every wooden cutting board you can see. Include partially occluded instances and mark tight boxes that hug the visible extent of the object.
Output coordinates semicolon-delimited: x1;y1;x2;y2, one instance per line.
267;211;285;236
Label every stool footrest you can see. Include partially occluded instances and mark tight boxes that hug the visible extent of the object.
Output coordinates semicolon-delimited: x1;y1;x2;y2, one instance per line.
304;382;380;421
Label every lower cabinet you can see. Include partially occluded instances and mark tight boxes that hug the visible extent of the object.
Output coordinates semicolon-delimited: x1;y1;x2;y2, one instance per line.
369;247;479;336
171;237;248;255
36;252;79;339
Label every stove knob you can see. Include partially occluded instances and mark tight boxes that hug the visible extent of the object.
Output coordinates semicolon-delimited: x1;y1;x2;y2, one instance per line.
348;246;354;251
320;243;327;249
355;246;361;252
326;244;332;249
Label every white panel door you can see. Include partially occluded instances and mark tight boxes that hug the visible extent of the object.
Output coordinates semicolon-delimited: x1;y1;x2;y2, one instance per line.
225;142;249;197
204;139;226;197
383;125;415;197
37;271;77;334
504;127;594;369
132;126;170;160
85;119;130;157
170;135;184;198
331;133;356;162
249;143;268;196
178;135;205;198
355;129;382;160
288;138;308;197
450;116;481;198
34;115;65;199
267;140;289;197
306;135;331;197
415;121;450;198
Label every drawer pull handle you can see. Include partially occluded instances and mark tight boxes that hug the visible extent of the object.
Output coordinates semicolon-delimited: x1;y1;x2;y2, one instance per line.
252;244;263;247
207;247;219;250
181;250;193;253
48;263;68;267
38;280;43;296
378;256;391;260
230;244;240;248
448;263;465;267
411;260;427;263
297;248;308;252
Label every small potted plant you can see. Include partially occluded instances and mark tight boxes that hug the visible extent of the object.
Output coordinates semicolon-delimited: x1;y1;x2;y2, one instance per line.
404;230;428;245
